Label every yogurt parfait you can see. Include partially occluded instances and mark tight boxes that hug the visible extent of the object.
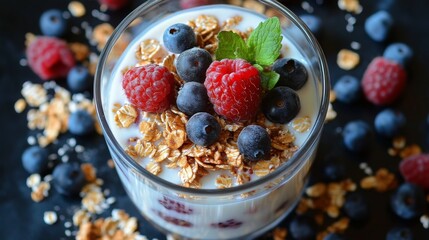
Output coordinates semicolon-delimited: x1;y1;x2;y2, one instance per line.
95;1;329;239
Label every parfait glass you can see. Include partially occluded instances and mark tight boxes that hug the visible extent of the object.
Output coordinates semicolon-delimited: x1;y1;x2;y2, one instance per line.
95;0;329;239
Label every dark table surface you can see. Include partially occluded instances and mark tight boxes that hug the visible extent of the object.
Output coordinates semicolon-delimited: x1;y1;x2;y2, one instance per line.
1;0;429;239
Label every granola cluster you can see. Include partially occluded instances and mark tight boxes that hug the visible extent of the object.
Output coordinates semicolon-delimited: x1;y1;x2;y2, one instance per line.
113;14;313;189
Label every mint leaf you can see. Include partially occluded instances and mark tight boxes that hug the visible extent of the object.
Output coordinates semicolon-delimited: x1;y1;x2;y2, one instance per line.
261;71;280;90
215;31;250;61
247;17;282;66
254;64;279;90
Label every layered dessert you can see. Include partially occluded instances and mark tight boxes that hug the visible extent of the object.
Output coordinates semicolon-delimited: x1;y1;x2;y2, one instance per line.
103;4;322;239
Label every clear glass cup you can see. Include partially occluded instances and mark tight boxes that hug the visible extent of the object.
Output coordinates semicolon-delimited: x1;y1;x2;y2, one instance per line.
95;0;329;239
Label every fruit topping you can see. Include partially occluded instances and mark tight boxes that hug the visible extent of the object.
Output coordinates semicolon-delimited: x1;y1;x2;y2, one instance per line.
176;47;212;83
122;64;175;113
237;125;271;162
205;59;261;121
176;82;209;116
261;86;301;124
186;112;221;146
272;58;308;90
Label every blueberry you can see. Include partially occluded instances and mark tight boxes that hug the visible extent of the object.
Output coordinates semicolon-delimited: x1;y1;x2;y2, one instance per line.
52;162;86;196
323;162;346;182
186;112;221;146
386;227;414;240
364;10;393;42
333;75;361;104
299;14;322;37
68;110;94;136
177;82;209;116
39;9;68;37
289;215;317;240
272;58;308;90
163;23;196;54
324;233;345;240
383;43;413;67
176;47;212;83
21;146;49;174
344;192;369;221
261;86;301;124
237;125;271;162
390;183;425;220
342;120;371;152
67;66;91;92
374;109;406;137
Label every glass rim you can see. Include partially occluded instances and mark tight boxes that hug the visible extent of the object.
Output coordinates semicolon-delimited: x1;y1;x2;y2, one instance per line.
94;0;330;196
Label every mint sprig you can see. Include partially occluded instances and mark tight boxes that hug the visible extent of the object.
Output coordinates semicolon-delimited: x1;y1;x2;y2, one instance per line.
215;17;283;90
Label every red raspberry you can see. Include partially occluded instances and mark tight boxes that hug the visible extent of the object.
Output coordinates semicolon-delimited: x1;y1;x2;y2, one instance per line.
205;59;261;122
361;57;407;105
400;153;429;189
98;0;129;10
26;37;75;80
122;64;175;113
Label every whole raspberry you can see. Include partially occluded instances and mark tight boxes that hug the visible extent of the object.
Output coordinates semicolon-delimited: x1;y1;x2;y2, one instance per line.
205;59;261;122
26;36;75;80
399;153;429;189
122;64;175;113
98;0;129;10
180;0;217;9
361;57;407;105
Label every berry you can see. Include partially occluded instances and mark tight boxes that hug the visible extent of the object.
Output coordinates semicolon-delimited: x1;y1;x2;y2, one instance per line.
364;10;393;42
390;183;425;220
210;219;243;229
26;36;75;80
289;215;317;240
67;66;91;92
386;227;414;240
180;0;217;9
158;196;193;214
344;192;369;221
361;57;407;106
342;120;371;152
262;86;300;124
299;14;322;37
176;47;212;83
21;146;49;174
374;109;406;137
176;82;209;116
52;162;86;196
333;75;361;104
186;112;221;146
163;23;196;54
69;110;94;136
205;59;261;121
383;43;413;67
399;153;429;189
122;64;175;113
237;125;271;162
322;162;346;182
272;58;308;90
39;9;68;37
324;233;345;240
154;210;192;227
98;0;129;10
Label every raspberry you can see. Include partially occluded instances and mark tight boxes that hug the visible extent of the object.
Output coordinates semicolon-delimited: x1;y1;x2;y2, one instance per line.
98;0;129;10
399;153;429;189
26;36;75;80
122;64;175;113
158;197;194;215
204;59;261;122
361;57;407;105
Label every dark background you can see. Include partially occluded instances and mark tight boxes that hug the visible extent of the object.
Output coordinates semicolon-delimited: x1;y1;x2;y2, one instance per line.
1;0;429;239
